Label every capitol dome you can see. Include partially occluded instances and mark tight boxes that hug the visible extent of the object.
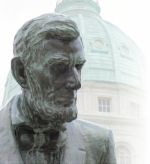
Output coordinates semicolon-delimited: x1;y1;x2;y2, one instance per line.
55;1;145;164
56;0;143;89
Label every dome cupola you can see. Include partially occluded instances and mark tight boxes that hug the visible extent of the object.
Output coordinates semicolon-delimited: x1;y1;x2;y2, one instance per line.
56;0;100;15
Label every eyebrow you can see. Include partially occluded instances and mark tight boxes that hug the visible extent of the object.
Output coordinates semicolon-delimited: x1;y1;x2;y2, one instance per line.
46;54;69;65
77;58;86;64
69;52;86;67
45;53;86;66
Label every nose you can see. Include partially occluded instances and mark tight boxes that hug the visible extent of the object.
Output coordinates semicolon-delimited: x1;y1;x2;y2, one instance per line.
65;67;81;90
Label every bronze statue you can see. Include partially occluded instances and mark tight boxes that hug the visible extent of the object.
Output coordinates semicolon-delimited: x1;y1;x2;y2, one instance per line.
0;14;116;164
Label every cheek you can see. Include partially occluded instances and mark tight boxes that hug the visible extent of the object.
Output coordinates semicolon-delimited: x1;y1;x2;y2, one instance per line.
28;67;53;91
52;73;68;90
39;73;54;91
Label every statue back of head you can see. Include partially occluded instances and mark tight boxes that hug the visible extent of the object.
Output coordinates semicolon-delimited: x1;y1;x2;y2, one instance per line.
2;14;82;106
11;13;85;127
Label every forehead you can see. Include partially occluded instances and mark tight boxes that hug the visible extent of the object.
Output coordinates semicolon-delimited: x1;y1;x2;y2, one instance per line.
36;37;85;63
43;37;83;53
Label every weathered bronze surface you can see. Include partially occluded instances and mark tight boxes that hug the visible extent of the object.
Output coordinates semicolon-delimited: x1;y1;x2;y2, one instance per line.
0;14;116;164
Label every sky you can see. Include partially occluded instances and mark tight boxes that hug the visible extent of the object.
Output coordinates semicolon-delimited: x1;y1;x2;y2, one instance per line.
0;0;149;104
0;0;150;162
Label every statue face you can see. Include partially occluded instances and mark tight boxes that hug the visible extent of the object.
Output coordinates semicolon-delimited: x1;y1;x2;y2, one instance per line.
25;37;85;126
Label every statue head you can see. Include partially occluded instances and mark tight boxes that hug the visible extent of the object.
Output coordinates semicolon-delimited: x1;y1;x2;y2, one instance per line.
11;14;85;128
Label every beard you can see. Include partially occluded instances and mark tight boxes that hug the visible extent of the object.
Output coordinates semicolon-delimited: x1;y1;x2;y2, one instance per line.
21;145;65;164
23;69;77;129
28;95;78;128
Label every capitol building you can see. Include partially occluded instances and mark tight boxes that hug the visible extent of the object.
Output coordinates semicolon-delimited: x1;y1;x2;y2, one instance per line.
2;0;145;164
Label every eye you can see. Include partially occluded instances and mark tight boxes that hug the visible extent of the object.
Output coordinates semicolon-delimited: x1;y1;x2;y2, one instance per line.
75;64;84;70
58;63;68;72
52;63;68;74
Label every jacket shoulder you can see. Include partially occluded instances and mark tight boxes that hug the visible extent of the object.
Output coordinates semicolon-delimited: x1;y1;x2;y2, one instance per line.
74;119;117;164
75;119;111;139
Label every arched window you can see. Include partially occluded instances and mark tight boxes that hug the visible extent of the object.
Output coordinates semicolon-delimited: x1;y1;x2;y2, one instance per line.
116;146;131;164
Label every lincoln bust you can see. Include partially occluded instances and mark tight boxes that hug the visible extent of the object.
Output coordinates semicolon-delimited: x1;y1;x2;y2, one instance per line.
0;14;116;164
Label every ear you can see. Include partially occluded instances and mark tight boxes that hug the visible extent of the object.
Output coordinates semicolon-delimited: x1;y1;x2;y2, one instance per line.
11;57;27;89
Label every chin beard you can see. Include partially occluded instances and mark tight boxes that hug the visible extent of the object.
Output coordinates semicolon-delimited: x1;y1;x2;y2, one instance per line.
34;99;77;124
24;93;77;128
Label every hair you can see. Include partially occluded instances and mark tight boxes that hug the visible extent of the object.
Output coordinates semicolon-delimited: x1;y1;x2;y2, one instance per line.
13;13;80;66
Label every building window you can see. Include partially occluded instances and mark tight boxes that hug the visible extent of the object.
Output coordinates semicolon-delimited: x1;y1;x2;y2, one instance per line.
98;97;111;112
130;102;139;117
90;38;109;53
116;146;131;164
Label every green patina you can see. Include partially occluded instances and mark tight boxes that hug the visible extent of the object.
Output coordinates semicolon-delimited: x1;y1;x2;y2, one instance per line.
3;0;143;106
56;0;143;89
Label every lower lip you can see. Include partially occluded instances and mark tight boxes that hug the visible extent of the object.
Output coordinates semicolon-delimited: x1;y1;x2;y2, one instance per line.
56;98;75;104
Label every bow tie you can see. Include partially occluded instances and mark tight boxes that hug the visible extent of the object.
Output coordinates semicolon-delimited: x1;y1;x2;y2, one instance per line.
13;123;63;152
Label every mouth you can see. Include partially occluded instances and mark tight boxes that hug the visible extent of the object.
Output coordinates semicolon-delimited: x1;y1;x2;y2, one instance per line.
54;90;77;107
63;100;74;107
55;98;75;107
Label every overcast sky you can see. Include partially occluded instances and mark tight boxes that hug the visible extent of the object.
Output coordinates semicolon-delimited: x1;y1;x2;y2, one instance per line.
0;0;149;161
0;0;149;103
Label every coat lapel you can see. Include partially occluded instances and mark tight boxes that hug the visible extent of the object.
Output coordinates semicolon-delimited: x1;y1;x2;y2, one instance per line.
63;121;86;164
0;99;86;164
0;100;23;164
